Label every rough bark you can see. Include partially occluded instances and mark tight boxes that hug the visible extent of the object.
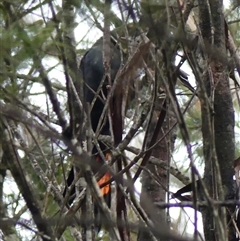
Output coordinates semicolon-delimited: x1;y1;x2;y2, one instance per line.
198;0;235;240
138;100;176;241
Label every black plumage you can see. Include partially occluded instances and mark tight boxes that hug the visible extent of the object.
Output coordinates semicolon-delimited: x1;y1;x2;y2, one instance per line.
64;37;121;209
81;37;121;135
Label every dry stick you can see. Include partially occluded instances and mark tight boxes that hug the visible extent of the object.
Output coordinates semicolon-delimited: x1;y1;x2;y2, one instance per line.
155;200;240;209
226;19;240;78
177;4;201;238
0;87;58;133
85;0;104;32
35;56;68;130
141;61;158;153
118;101;150;152
124;146;191;185
8;120;62;205
131;99;167;184
23;125;63;205
0;72;66;91
61;170;85;207
91;9;118;138
57;174;88;236
92;75;112;138
0;103;64;144
227;208;240;239
115;183;158;241
56;188;87;239
234;80;240;115
84;164;121;241
2;121;54;240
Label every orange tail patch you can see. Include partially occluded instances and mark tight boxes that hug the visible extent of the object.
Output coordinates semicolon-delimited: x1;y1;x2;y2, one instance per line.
98;172;111;195
96;153;111;196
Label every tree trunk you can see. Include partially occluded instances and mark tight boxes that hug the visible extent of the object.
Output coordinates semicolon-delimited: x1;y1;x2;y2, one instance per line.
138;100;176;241
198;0;235;240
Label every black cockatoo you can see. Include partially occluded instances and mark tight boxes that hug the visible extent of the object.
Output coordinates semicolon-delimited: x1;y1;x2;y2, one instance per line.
82;37;121;135
64;36;121;212
81;36;121;205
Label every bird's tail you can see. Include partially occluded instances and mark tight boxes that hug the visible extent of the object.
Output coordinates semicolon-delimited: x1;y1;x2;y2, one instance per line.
93;152;112;233
95;153;111;208
63;152;112;232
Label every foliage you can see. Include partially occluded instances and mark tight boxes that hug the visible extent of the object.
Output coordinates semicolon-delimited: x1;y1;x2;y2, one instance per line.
0;0;240;241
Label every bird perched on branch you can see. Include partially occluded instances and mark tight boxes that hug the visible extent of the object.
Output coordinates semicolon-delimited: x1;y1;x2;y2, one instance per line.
82;37;121;136
64;36;121;225
81;36;122;205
